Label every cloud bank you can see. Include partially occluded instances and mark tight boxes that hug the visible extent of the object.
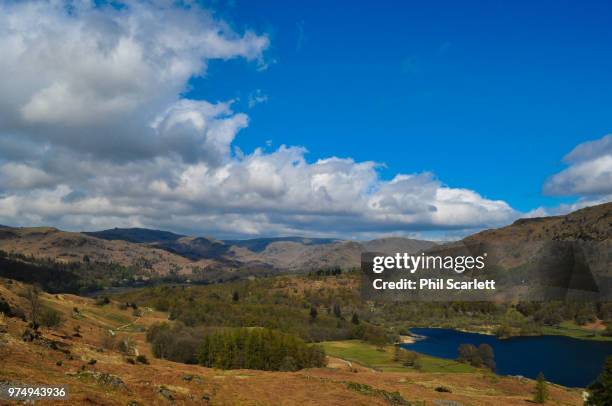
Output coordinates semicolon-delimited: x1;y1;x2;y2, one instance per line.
0;0;524;238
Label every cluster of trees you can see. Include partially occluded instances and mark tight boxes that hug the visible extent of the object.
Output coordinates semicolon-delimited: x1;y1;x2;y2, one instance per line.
308;267;342;277
0;252;83;293
516;301;600;326
146;322;203;364
146;322;325;371
494;321;543;339
0;250;140;293
457;343;495;370
197;327;326;371
120;276;391;345
350;323;392;348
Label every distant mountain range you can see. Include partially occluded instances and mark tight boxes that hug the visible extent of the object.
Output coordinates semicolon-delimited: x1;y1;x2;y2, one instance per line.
85;228;437;271
0;225;436;278
0;202;610;293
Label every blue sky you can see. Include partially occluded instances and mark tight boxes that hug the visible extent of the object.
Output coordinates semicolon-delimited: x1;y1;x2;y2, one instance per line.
189;0;612;212
0;0;610;238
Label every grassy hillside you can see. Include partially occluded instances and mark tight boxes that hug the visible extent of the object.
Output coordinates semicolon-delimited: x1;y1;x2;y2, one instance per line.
0;278;585;405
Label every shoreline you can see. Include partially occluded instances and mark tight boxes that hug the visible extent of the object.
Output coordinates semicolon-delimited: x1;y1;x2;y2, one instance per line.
397;334;416;344
406;325;612;342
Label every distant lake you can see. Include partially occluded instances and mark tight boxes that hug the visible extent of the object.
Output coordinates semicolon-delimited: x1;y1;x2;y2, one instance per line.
403;328;612;387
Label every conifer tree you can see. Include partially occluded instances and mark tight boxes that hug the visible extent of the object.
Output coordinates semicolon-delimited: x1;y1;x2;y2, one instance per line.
586;356;612;406
533;372;548;403
309;306;318;321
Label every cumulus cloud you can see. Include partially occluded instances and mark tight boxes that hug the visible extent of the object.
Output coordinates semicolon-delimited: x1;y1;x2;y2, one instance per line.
151;100;249;165
543;134;612;196
0;0;519;238
0;0;268;161
0;143;519;237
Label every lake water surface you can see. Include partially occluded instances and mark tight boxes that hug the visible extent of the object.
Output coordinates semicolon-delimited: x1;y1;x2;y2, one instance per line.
402;328;612;387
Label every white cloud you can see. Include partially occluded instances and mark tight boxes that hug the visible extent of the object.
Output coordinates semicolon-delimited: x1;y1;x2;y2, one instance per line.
521;134;612;218
0;143;519;237
0;0;268;160
543;134;612;196
0;0;520;238
247;89;268;108
151;99;249;165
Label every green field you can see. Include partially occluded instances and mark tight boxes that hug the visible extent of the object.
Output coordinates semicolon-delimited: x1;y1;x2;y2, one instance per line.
321;340;477;373
541;321;612;342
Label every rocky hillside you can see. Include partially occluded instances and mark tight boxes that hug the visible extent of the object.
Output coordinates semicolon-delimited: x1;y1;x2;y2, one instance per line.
431;202;612;301
0;226;215;277
465;202;611;243
460;202;611;269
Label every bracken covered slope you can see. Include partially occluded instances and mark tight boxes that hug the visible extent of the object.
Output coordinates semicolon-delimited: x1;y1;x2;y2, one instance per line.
0;278;584;405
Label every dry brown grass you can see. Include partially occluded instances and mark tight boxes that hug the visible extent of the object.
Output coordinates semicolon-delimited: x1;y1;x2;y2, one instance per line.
0;278;583;405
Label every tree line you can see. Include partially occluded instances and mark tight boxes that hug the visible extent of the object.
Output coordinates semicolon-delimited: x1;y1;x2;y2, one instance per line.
146;322;326;371
198;327;326;371
0;250;139;293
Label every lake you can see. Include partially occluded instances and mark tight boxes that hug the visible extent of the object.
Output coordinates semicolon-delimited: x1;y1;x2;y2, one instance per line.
402;328;612;387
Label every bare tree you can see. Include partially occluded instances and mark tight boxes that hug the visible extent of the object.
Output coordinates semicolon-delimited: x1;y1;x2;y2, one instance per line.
25;286;41;326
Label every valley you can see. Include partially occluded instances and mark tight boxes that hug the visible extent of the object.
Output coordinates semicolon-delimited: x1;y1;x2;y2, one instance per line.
0;203;610;404
1;2;610;404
